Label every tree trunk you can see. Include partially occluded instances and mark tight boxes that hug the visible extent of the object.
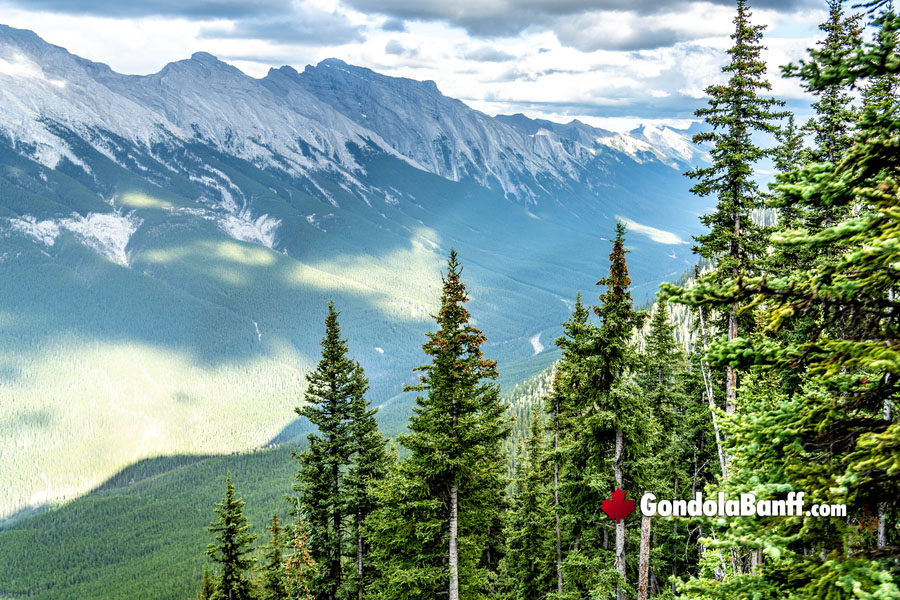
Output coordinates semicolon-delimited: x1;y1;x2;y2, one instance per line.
727;210;740;415
698;304;728;477
357;509;364;600
725;306;738;415
332;464;341;600
449;479;459;600
614;429;626;600
637;514;651;600
554;399;564;593
879;373;892;548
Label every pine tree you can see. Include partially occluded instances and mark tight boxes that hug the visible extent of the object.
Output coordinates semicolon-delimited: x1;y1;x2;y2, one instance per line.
638;299;716;592
686;0;788;414
294;301;356;600
261;514;287;600
552;223;649;600
502;408;555;600
283;517;318;600
369;249;510;600
798;0;863;167
595;222;646;600
344;363;389;600
197;565;217;600
207;472;257;600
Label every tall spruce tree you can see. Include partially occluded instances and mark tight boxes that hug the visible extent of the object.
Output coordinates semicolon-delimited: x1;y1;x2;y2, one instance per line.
595;222;647;600
687;0;787;414
294;301;356;600
799;0;863;166
207;473;257;600
369;250;510;600
502;407;555;600
553;223;648;600
344;363;390;600
638;299;716;592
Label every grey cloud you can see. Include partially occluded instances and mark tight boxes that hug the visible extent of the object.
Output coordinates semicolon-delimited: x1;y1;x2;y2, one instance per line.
463;46;516;62
341;0;817;40
554;22;692;52
381;18;407;32
385;39;405;54
199;12;363;45
2;0;287;18
385;40;418;57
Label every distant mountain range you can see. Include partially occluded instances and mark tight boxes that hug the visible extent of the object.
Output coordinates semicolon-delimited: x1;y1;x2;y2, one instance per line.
0;23;710;521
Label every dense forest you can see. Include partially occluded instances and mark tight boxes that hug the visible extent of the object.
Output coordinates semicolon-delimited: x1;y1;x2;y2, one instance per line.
192;0;900;598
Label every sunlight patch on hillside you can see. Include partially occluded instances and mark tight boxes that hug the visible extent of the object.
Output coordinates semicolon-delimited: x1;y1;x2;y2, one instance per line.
0;338;308;521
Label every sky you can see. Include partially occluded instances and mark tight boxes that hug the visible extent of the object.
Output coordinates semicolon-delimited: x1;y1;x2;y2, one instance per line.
0;0;836;131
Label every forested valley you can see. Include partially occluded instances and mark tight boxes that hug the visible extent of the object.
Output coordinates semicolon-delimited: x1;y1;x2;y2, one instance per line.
15;0;897;598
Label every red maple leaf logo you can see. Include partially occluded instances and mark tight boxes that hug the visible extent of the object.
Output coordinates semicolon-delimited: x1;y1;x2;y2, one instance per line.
601;487;635;523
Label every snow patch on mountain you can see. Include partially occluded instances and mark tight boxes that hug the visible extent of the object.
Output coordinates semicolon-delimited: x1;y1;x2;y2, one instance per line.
218;212;280;249
8;212;141;265
530;333;544;355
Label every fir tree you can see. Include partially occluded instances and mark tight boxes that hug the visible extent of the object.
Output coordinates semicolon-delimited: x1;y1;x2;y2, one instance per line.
369;249;510;600
207;472;257;600
344;363;390;600
687;0;788;413
294;301;356;600
502;408;555;600
553;223;649;600
261;514;287;600
197;565;217;600
595;222;646;600
799;0;863;166
283;517;318;600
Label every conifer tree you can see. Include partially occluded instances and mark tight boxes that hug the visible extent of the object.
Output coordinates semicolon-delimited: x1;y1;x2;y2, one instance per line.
595;222;646;600
197;565;217;600
261;514;287;600
638;299;716;591
207;472;257;600
283;517;318;600
344;363;389;600
294;302;356;600
799;0;863;166
686;0;787;413
502;408;555;600
543;371;573;596
369;249;510;600
553;223;648;600
673;9;900;597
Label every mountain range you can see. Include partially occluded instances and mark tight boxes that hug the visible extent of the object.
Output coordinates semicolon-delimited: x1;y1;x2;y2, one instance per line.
0;23;710;523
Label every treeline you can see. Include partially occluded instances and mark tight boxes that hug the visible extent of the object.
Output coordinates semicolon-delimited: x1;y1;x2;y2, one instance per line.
192;0;899;599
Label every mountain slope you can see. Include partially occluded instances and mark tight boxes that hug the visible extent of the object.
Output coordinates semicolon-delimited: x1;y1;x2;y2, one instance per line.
0;23;709;521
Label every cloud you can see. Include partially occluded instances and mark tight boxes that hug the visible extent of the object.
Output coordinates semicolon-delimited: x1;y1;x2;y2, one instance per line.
381;18;406;32
464;46;515;62
1;0;287;19
616;216;687;245
384;39;418;57
198;10;363;45
340;0;817;41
